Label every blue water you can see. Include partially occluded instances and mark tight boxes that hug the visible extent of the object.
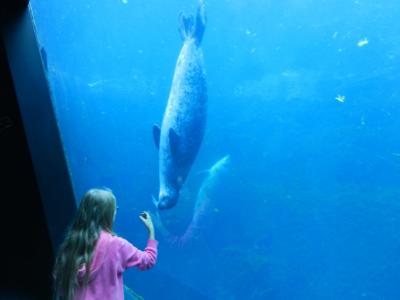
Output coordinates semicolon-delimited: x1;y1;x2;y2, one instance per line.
30;0;400;299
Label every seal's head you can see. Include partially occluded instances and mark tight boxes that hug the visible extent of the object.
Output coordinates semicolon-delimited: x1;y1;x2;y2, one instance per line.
157;190;178;210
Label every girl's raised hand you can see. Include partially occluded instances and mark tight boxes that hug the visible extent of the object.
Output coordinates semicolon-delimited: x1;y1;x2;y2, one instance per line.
139;211;154;233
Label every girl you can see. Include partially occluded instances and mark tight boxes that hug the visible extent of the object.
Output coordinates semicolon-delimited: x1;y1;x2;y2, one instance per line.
53;188;158;300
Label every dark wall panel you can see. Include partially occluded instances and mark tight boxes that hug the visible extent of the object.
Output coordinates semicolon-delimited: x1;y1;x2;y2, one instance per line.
1;3;76;299
0;38;53;300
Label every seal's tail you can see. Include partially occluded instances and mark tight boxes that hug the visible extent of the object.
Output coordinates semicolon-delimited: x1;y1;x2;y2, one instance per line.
178;0;206;44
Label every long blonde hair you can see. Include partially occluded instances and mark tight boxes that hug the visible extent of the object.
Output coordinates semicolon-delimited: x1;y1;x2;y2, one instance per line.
53;188;116;300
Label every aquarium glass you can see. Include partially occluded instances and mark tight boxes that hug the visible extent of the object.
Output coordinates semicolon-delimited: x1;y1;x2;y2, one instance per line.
29;0;400;299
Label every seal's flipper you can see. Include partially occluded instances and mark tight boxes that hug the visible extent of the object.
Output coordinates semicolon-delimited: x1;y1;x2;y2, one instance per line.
152;124;161;149
195;0;206;43
169;128;179;156
152;195;159;208
178;0;206;44
178;13;194;41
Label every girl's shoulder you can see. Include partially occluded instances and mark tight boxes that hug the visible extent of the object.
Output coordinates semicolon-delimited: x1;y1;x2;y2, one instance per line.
101;230;132;249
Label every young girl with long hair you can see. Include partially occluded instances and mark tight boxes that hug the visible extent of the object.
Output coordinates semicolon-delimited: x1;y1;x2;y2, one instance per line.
53;188;158;300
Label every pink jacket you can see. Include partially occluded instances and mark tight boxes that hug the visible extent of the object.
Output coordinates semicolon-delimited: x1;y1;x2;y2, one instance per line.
74;230;158;300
